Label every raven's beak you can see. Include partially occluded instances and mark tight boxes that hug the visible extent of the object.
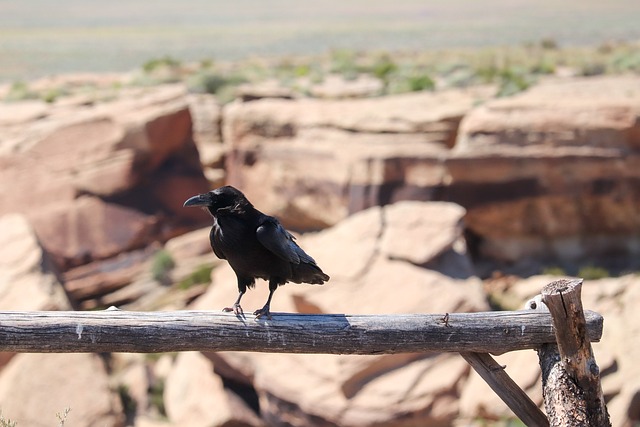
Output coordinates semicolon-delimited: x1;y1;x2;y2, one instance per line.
183;193;211;208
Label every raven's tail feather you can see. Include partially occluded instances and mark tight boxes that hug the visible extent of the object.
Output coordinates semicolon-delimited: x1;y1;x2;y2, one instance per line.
291;262;329;285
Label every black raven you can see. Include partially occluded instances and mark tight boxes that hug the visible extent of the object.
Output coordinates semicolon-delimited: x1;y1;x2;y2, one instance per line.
183;186;329;318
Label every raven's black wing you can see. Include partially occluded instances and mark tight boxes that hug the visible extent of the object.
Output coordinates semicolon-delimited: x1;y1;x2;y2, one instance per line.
209;227;226;260
256;219;316;265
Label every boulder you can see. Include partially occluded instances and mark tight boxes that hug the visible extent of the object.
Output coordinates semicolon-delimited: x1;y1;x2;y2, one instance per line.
164;351;263;427
192;201;488;426
0;214;70;311
0;353;124;427
236;79;296;102
187;93;227;187
0;100;48;127
62;246;158;305
112;353;152;417
254;352;468;427
308;74;384;99
187;93;222;146
222;87;492;231
28;196;159;270
380;201;473;277
0;84;210;269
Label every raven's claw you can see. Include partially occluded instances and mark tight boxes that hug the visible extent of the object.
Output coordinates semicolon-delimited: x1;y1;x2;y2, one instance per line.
253;307;272;320
223;304;244;316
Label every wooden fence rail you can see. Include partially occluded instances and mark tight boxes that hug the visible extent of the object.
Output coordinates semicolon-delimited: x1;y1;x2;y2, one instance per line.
0;280;609;427
0;309;603;354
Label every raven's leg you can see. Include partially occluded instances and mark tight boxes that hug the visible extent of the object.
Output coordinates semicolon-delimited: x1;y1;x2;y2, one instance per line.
254;279;279;319
222;291;245;316
223;277;250;316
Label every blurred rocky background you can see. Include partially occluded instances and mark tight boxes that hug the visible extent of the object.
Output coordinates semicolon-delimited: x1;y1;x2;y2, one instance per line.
1;1;640;426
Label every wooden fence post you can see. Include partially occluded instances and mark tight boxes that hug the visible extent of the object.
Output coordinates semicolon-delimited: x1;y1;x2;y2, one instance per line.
540;278;611;427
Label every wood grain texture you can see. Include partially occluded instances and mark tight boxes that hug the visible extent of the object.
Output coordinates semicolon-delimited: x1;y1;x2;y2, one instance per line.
0;309;603;354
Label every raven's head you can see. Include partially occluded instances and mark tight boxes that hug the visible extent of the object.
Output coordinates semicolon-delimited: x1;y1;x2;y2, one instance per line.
183;186;250;215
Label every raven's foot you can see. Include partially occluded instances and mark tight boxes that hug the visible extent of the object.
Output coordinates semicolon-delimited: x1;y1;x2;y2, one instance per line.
253;306;272;320
223;304;244;316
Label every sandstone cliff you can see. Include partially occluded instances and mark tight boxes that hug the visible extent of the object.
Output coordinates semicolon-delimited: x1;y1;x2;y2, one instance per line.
223;76;640;273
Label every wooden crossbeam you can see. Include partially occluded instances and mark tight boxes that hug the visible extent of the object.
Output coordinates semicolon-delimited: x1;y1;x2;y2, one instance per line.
0;309;603;354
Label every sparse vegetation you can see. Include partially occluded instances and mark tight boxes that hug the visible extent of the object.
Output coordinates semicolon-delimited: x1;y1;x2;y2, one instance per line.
329;49;360;80
542;266;568;276
371;54;398;84
5;81;38;102
186;68;248;103
142;55;182;74
496;67;534;97
3;40;640;105
578;266;611;280
55;408;71;427
0;408;71;427
151;250;176;284
149;378;167;417
117;385;137;422
0;411;16;427
168;39;639;102
177;264;214;290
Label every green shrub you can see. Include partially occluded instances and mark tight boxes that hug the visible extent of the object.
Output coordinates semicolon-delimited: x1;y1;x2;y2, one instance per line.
444;65;477;88
151;250;175;283
610;50;640;73
542;266;567;276
371;54;398;82
137;56;184;85
496;68;533;97
149;378;167;417
200;58;214;69
540;38;559;50
42;87;68;103
407;73;435;92
118;385;137;420
186;69;247;102
578;266;610;280
387;71;435;94
187;71;228;94
142;55;181;73
475;64;501;83
531;60;556;75
5;81;38;101
329;49;359;79
580;61;607;76
178;264;214;290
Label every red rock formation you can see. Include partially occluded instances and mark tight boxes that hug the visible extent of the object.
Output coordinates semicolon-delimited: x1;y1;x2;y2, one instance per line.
0;85;210;269
222;77;640;268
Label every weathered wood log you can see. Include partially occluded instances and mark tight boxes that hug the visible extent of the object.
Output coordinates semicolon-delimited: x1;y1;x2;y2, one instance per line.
541;278;611;427
461;352;549;427
0;309;603;354
537;343;588;426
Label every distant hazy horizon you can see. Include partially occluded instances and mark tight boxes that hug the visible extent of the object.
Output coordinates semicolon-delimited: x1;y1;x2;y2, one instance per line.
1;0;639;82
